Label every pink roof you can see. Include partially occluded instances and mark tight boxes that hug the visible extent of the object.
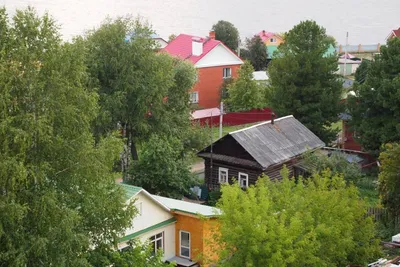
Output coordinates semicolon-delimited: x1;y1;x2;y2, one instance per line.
191;108;220;119
162;34;221;64
257;30;276;42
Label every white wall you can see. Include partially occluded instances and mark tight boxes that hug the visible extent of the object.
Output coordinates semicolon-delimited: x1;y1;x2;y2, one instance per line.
124;192;173;236
155;39;168;49
118;223;176;261
195;44;243;68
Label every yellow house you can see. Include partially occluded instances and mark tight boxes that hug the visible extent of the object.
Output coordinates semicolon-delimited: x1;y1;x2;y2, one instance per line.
119;184;221;267
257;30;284;59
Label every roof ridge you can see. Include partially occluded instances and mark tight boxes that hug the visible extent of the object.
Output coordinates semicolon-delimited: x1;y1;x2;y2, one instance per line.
229;115;294;134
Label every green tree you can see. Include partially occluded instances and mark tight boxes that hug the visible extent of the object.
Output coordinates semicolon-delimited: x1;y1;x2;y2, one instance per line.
128;134;195;198
267;20;343;143
212;20;239;52
354;59;371;84
85;17;197;168
88;241;172;267
302;151;363;183
347;38;400;155
168;33;176;42
215;168;381;266
0;8;135;266
245;35;268;71
378;143;400;219
227;61;265;111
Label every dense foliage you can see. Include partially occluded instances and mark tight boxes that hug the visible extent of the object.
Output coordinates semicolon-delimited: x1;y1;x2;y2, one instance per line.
267;20;343;143
245;35;269;71
347;38;400;155
85;17;197;167
0;8;135;266
227;61;265;111
128;134;196;199
354;59;371;84
302;151;363;183
88;241;172;267
378;143;400;219
215;168;381;266
212;20;240;52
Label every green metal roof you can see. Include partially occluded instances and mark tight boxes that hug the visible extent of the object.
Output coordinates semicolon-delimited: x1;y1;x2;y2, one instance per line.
120;183;142;201
119;217;177;243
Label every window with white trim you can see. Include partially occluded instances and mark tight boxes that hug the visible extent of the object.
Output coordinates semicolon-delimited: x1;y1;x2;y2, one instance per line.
180;231;191;258
189;92;199;104
149;232;164;254
270;38;276;43
238;172;248;188
223;68;232;79
218;167;228;184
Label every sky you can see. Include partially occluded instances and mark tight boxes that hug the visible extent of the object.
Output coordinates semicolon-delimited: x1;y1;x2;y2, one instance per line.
3;0;400;45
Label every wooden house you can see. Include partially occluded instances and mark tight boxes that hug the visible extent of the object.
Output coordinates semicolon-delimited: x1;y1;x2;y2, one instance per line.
197;115;325;189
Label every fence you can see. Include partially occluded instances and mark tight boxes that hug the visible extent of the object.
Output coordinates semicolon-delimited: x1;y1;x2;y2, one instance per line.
367;207;400;225
192;107;274;127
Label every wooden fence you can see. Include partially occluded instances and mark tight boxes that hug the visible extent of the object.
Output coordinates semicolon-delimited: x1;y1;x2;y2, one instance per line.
367;207;400;225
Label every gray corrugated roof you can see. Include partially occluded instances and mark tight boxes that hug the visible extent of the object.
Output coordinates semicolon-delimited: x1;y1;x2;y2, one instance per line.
229;115;325;169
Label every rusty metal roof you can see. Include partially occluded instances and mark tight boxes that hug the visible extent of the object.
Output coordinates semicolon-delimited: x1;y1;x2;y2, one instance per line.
229;115;325;169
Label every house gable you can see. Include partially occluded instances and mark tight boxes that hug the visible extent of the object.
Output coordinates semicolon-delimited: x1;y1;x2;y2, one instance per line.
124;191;173;237
200;135;255;161
195;43;243;68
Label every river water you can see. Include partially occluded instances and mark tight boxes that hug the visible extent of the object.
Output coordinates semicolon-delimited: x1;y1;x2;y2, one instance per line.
2;0;399;45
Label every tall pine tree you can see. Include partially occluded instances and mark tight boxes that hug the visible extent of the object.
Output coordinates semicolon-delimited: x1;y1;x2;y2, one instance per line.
267;20;343;142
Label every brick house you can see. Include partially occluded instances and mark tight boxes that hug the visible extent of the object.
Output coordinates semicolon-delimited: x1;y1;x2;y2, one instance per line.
163;32;243;109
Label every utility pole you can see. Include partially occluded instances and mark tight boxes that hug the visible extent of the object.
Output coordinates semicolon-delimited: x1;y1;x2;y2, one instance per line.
219;102;224;138
344;32;348;76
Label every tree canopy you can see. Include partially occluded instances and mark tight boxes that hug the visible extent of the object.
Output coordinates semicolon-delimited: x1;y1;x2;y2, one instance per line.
227;61;265;111
215;168;381;266
128;134;196;199
267;20;343;143
354;59;371;84
378;143;400;219
0;7;135;266
245;35;268;71
212;20;239;52
347;38;400;155
85;17;198;174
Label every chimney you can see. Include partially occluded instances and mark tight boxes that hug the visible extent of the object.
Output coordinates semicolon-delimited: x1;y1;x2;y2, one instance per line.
262;30;266;36
271;112;276;124
192;37;203;56
209;31;216;40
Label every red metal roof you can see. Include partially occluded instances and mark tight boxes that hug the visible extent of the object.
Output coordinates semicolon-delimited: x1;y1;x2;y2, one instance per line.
393;27;400;37
162;34;221;64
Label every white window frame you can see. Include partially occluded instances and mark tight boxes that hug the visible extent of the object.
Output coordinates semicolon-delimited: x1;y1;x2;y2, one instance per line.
189;92;199;104
149;232;164;254
270;38;276;43
238;172;249;188
179;230;191;259
223;68;232;79
218;167;228;184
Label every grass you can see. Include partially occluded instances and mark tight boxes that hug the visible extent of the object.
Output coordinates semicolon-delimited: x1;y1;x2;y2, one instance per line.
356;175;380;207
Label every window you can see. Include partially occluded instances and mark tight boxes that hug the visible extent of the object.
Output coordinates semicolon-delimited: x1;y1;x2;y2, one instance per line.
135;202;142;216
270;38;276;43
218;168;228;184
238;172;248;188
149;232;164;254
189;92;199;104
223;68;232;79
180;231;191;258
